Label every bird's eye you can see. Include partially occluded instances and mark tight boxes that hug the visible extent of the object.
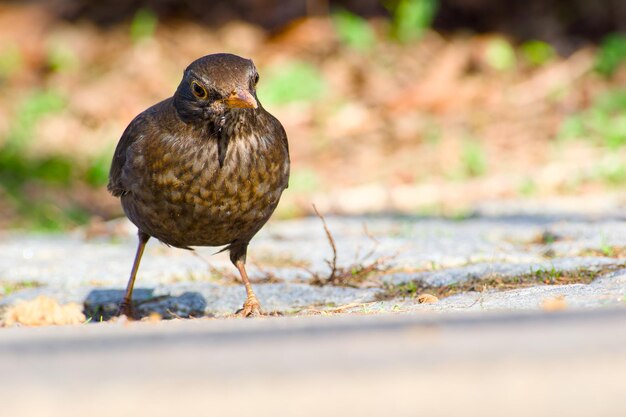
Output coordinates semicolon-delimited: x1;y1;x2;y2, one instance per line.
191;81;208;99
254;73;259;85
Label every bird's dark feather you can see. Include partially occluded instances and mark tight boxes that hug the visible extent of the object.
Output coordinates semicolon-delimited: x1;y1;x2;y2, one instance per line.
108;54;289;263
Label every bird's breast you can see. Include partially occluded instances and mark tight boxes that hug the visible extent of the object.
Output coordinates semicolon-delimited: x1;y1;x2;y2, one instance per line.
122;131;288;248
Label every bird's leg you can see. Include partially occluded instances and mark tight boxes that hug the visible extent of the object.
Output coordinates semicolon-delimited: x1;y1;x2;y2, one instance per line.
235;260;261;317
118;231;150;318
230;242;261;317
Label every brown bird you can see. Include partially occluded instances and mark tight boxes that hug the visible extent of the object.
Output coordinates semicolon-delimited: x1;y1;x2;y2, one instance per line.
108;53;290;317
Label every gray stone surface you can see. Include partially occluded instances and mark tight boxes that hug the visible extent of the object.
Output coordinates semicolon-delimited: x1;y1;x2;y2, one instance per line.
2;211;626;417
365;269;626;314
2;213;626;318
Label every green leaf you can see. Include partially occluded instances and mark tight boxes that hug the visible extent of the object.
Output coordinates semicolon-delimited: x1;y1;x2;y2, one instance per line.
85;150;113;187
485;38;517;71
596;33;626;77
130;8;158;43
388;0;438;42
0;43;23;78
521;40;555;67
332;9;376;52
257;61;326;105
461;140;487;177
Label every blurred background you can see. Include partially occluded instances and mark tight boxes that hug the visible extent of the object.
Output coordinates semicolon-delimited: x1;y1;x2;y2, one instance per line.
0;0;625;230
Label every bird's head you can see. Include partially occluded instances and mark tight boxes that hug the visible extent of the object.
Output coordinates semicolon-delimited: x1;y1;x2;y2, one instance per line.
173;53;260;125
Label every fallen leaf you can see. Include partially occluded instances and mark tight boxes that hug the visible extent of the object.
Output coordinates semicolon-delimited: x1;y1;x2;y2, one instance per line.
144;312;163;323
2;296;86;326
541;295;567;312
417;293;439;304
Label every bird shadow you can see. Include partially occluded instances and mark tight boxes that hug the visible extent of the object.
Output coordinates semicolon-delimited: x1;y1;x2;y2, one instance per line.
83;288;209;321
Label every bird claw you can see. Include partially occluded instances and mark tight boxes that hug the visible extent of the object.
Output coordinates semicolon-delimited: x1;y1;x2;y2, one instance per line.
117;300;136;320
235;296;262;317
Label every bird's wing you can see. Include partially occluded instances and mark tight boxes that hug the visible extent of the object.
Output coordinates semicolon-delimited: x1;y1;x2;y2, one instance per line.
266;112;291;189
107;113;148;197
277;122;290;189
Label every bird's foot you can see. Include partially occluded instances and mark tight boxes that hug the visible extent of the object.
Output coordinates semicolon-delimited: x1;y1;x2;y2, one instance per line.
117;300;135;320
235;296;262;317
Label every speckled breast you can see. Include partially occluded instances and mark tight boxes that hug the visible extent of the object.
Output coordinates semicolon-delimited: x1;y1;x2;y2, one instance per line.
121;132;288;248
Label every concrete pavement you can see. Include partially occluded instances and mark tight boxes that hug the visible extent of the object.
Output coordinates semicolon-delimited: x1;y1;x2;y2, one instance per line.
1;308;626;417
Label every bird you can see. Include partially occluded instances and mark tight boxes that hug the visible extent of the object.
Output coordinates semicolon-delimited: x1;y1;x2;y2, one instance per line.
108;53;290;317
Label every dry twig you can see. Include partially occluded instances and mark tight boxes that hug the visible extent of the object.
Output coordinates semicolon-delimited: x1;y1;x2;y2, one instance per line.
312;204;338;284
309;204;394;287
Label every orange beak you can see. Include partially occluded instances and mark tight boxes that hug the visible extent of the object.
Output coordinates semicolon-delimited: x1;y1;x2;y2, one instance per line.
224;89;258;109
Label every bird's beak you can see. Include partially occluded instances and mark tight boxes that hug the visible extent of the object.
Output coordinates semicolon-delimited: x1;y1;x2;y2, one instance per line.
224;89;258;109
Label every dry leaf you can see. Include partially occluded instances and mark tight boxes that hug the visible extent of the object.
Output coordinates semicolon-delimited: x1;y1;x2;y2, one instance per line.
144;312;163;323
2;296;86;326
541;295;567;312
417;293;439;304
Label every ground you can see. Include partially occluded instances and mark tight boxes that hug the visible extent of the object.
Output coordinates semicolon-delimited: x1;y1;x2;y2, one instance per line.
1;305;625;416
1;203;625;320
1;202;625;416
